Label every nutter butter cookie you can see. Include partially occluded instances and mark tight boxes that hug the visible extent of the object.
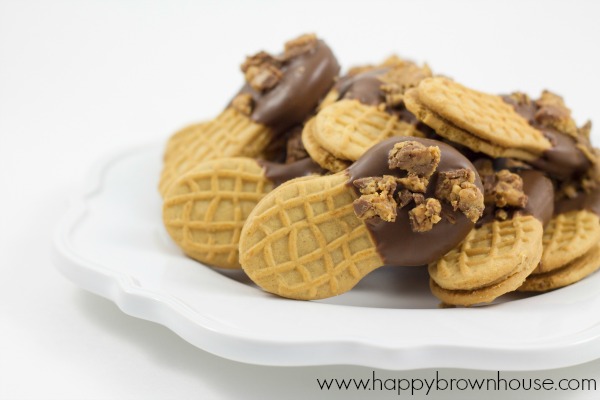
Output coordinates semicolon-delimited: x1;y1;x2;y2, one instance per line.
429;164;553;306
404;77;553;160
163;157;325;269
503;90;594;182
238;137;484;300
301;57;431;171
301;117;351;173
159;37;600;306
501;91;600;291
519;243;600;292
159;34;340;196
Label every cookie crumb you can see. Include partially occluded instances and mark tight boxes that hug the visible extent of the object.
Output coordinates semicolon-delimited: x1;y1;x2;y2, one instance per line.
388;141;441;178
353;196;397;222
397;189;414;208
397;189;429;209
380;63;432;108
493;170;528;208
408;198;442;232
397;175;428;193
457;182;485;222
283;33;318;60
559;182;579;199
504;92;532;109
353;176;398;222
579;120;592;140
495;209;509;221
353;175;397;195
535;90;578;137
412;193;425;205
241;51;283;92
435;169;484;222
379;55;407;68
231;93;254;116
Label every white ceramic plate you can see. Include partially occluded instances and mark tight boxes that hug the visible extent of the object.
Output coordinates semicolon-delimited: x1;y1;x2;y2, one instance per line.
53;144;600;370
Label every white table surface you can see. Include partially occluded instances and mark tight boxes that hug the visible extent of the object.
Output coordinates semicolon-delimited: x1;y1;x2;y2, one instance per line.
1;1;600;399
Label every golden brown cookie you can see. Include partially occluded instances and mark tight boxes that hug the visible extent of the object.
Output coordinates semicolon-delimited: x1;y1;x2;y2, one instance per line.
159;108;273;196
535;210;600;274
430;258;537;307
163;122;207;163
301;118;351;173
163;157;275;269
163;157;324;269
405;77;552;160
313;99;420;161
239;172;383;298
429;215;544;306
239;137;484;300
159;34;340;196
306;58;431;163
519;243;600;292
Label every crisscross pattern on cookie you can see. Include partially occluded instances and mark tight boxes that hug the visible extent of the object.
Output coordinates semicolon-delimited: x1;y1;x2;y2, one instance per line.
159;108;272;195
431;215;543;290
537;210;600;273
163;122;207;163
163;158;273;269
240;173;382;299
315;99;419;161
417;77;551;153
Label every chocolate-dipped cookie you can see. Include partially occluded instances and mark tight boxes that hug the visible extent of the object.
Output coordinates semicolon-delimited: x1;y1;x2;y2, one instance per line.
239;137;485;300
429;163;554;306
160;33;340;196
302;57;431;171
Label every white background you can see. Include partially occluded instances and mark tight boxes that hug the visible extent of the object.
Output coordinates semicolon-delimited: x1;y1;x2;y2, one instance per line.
2;0;600;399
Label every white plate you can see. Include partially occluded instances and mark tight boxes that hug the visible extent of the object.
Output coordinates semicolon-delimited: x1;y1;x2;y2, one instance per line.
53;144;600;370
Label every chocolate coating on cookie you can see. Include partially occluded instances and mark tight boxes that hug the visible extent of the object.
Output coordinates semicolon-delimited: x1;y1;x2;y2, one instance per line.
234;39;340;136
554;188;600;216
333;67;418;123
335;67;390;106
259;158;326;187
347;137;483;266
502;95;590;181
520;170;555;225
475;162;554;227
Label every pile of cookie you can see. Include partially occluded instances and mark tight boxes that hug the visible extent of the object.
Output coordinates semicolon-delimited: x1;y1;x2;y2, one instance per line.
160;34;600;306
